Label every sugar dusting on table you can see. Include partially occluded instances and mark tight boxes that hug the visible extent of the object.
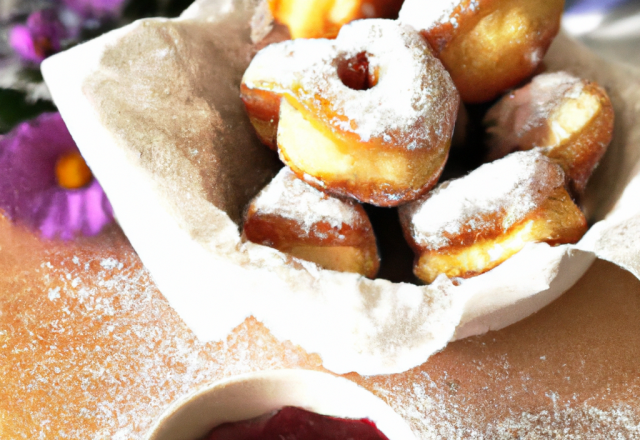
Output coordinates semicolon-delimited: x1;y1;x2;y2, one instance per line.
2;220;640;439
377;371;640;439
0;225;325;439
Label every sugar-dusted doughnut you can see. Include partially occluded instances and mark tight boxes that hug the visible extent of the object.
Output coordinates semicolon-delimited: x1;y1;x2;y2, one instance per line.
399;151;587;284
269;0;404;39
399;0;564;103
243;167;380;278
241;19;459;207
485;71;614;195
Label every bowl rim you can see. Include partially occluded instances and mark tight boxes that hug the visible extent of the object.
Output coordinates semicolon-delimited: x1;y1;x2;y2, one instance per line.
144;369;418;440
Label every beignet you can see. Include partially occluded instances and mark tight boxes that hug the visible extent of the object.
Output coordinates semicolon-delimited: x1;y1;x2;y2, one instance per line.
399;0;564;103
485;71;614;195
244;167;380;278
241;19;459;206
400;151;587;284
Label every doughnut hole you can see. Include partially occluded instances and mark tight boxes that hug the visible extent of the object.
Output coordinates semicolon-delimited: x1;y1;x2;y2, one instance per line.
269;0;404;39
485;75;614;195
410;187;587;284
337;52;378;91
421;0;564;103
277;99;450;207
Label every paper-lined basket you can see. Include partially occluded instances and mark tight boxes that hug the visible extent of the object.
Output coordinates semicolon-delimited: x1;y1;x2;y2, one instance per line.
42;0;640;375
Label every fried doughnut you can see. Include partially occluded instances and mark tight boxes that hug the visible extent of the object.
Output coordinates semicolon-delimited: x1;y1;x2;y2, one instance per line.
399;151;587;284
269;0;404;39
399;0;564;103
243;167;380;278
485;72;615;195
241;19;459;207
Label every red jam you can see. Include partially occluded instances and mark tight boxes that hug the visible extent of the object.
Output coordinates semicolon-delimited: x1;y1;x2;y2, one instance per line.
206;406;390;440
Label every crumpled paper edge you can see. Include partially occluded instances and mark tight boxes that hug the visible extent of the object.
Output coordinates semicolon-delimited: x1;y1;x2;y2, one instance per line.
543;34;640;281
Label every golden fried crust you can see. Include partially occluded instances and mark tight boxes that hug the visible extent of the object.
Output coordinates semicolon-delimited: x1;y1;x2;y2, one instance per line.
269;0;404;39
241;20;459;207
421;0;564;103
240;85;453;206
278;99;450;207
399;151;587;284
403;186;587;284
244;205;372;249
244;209;380;278
543;83;614;194
240;85;280;150
485;75;615;195
243;169;380;277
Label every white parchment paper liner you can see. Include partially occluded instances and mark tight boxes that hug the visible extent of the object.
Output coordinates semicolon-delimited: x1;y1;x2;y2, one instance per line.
42;0;640;375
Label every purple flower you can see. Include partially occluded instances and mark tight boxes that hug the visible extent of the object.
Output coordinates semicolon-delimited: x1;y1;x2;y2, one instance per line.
61;0;128;20
0;113;114;240
9;9;67;64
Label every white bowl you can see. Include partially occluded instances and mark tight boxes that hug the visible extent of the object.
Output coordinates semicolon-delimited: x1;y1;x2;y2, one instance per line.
145;370;417;440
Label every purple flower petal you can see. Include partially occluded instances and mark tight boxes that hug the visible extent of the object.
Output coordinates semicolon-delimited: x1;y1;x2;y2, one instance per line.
66;189;84;234
81;180;113;236
39;189;69;239
0;113;114;240
9;25;39;63
9;9;67;64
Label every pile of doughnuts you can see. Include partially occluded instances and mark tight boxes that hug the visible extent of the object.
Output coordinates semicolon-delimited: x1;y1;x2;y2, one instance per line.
241;0;614;283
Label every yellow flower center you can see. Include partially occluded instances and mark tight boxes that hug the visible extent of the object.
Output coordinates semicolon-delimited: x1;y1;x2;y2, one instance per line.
55;152;93;190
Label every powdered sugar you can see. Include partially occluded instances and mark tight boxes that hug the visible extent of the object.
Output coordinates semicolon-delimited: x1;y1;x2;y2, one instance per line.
243;19;458;149
242;38;337;91
0;228;327;439
251;167;357;232
377;370;640;439
485;72;586;160
403;151;565;250
329;20;457;147
398;0;462;31
100;257;124;270
522;72;585;133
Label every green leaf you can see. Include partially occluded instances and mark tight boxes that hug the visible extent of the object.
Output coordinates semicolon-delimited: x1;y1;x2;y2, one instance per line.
0;88;57;134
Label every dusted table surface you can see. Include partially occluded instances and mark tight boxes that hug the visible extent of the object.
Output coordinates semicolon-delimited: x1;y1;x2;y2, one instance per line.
1;216;639;439
3;1;640;438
